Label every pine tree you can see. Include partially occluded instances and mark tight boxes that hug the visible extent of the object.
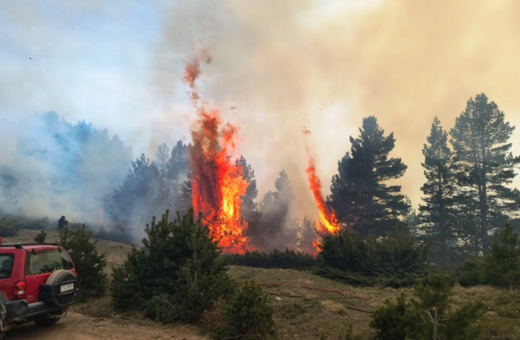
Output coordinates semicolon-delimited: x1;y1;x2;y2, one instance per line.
59;224;108;300
419;117;457;265
166;140;191;211
247;170;294;251
235;155;258;217
110;209;233;323
450;93;520;255
298;216;317;253
484;224;520;290
328;116;410;237
111;154;169;227
370;274;483;340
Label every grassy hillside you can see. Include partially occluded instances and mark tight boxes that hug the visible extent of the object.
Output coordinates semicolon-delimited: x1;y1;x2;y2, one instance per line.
4;229;519;340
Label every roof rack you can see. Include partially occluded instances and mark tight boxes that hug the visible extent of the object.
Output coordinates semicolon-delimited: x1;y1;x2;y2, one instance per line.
0;243;59;248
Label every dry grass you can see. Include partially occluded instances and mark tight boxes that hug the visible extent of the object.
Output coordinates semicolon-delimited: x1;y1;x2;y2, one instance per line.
4;229;520;339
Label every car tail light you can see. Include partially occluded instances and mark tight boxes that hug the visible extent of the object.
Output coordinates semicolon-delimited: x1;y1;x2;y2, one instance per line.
13;281;26;300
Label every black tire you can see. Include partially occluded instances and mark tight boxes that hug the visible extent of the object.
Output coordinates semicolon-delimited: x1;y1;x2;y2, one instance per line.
34;317;60;327
41;270;77;308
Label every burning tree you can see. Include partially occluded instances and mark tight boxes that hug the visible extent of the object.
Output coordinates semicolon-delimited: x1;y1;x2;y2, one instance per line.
183;55;249;254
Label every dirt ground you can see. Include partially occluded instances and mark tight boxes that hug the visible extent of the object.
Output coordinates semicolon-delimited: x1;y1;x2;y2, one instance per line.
4;311;209;340
2;230;208;340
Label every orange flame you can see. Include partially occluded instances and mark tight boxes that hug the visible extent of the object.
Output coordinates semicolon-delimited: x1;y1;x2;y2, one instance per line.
303;130;341;251
183;55;249;254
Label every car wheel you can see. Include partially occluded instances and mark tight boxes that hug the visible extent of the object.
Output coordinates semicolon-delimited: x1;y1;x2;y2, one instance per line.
34;317;60;327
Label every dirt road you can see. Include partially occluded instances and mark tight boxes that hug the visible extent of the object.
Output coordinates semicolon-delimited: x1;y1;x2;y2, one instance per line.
4;311;209;340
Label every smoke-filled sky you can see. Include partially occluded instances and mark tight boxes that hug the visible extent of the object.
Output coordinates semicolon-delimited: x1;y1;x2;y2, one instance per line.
2;0;520;220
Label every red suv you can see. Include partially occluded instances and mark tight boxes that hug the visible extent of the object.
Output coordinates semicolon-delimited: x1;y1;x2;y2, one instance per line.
0;238;77;338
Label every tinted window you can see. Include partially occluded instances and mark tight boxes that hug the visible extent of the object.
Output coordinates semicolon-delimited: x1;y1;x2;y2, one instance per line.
24;249;73;276
0;254;14;279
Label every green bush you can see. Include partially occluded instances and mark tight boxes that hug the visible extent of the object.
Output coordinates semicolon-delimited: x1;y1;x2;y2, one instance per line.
370;274;483;340
110;209;234;323
0;216;22;236
212;280;274;340
20;217;51;230
318;226;429;287
224;248;319;270
34;230;47;243
484;224;520;290
454;256;485;287
370;294;408;340
59;224;108;300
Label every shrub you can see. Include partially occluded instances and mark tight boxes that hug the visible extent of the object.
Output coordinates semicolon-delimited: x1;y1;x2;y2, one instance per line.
370;294;408;340
370;274;483;340
224;248;319;270
0;216;21;236
484;224;520;290
111;209;234;323
454;256;485;286
318;226;429;287
59;224;108;300
212;280;274;340
21;217;51;230
34;230;47;243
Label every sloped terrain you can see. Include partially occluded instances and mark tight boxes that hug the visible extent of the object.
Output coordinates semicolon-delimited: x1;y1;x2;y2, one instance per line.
3;229;519;340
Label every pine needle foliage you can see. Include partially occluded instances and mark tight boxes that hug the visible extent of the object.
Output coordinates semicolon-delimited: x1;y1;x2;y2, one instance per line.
370;274;483;340
110;209;234;323
317;226;429;287
59;224;108;300
34;230;47;243
212;280;274;340
484;224;520;290
224;248;319;270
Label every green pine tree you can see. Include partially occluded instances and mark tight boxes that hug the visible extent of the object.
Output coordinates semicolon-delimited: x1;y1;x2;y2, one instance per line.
213;280;275;340
370;274;483;340
419;117;458;265
484;224;520;290
450;93;520;255
328;116;410;237
111;209;234;323
34;230;47;243
59;224;108;300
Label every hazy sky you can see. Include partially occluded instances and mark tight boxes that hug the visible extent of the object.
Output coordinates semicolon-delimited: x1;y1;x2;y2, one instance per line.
2;0;520;219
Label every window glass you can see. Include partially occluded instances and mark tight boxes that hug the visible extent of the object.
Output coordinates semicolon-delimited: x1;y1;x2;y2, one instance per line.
0;254;14;279
24;249;73;276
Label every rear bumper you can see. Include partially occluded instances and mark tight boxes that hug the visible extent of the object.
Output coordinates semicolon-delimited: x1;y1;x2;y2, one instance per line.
4;299;73;323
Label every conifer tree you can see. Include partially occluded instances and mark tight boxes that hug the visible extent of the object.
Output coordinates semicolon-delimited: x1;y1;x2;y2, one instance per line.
419;117;457;265
59;224;108;300
328;116;409;236
235;155;258;217
111;209;233;323
450;93;520;255
111;154;169;226
370;274;483;340
484;224;520;290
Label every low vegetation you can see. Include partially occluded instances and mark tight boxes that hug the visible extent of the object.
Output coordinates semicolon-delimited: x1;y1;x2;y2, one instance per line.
0;216;22;236
225;248;319;270
2;216;520;339
59;224;108;300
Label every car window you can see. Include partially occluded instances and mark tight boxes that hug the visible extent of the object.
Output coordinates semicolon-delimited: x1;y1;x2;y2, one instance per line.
24;249;73;276
0;254;14;279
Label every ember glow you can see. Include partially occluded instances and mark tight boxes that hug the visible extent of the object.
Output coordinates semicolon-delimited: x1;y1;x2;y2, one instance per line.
304;131;341;249
183;56;249;254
